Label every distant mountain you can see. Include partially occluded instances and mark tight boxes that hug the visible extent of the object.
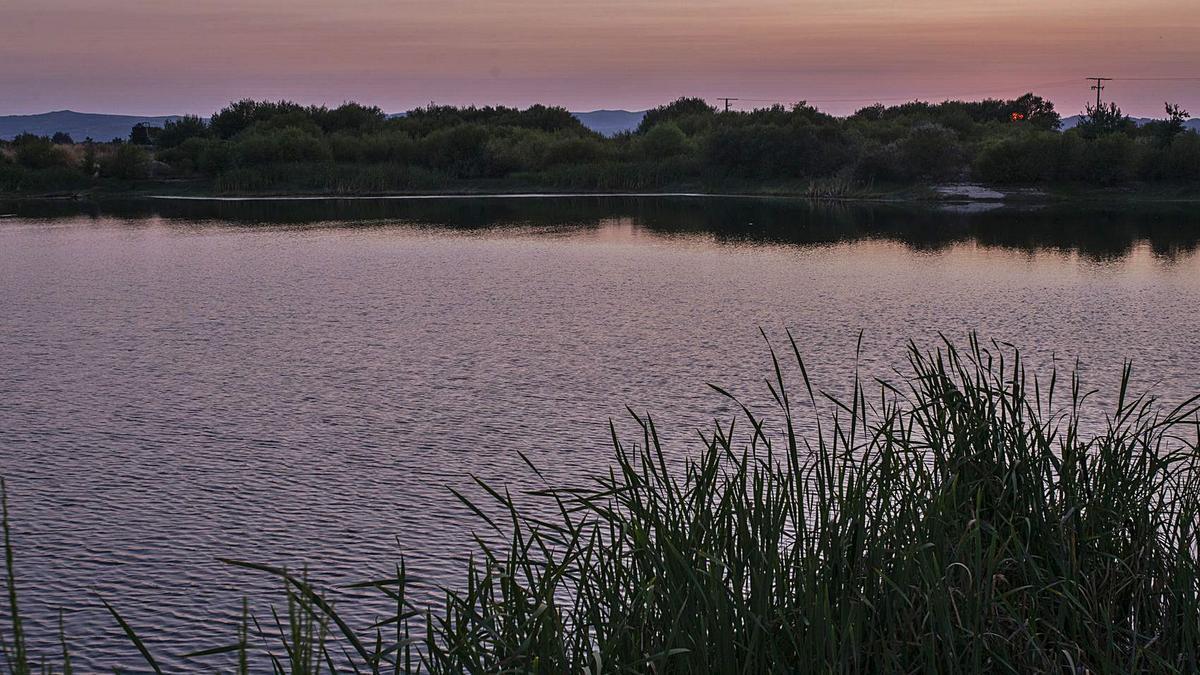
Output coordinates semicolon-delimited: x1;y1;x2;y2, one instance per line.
572;110;645;136
1060;114;1200;131
0;110;182;142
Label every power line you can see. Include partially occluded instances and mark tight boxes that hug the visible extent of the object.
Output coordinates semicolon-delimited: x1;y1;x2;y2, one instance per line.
710;75;1198;112
1088;77;1113;108
711;79;1086;108
1110;76;1200;81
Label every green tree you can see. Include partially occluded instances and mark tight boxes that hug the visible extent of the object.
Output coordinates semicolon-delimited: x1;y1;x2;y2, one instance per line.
899;124;964;180
156;116;210;148
13;134;68;169
637;98;715;134
1075;102;1134;138
82;142;99;177
210;99;309;138
128;123;160;146
313;102;386;134
974;132;1062;184
639;123;689;158
107;144;150;179
1011;93;1061;130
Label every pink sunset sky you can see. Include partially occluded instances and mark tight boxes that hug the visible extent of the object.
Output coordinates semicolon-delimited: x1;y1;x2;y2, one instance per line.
3;0;1198;118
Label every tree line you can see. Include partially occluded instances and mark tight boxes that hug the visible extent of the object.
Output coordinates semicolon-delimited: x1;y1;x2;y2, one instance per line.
2;94;1198;195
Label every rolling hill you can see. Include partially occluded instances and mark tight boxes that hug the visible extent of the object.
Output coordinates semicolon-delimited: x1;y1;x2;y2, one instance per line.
0;110;182;141
570;110;646;136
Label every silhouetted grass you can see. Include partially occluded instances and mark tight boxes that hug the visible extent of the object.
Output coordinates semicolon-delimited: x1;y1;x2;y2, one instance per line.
3;335;1200;673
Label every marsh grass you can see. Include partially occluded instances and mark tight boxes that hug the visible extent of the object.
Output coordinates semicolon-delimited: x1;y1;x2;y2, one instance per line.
3;335;1200;673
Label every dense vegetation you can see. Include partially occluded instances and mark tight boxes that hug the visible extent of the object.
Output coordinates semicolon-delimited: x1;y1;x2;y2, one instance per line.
1;94;1198;196
3;337;1200;673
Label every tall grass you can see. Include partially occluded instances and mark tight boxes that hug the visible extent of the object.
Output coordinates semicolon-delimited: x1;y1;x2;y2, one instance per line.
3;336;1200;673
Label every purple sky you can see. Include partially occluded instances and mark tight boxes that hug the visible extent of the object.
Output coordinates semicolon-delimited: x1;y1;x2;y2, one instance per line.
4;0;1199;118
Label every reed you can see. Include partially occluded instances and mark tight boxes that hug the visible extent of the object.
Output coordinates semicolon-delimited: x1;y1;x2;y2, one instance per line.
3;335;1199;673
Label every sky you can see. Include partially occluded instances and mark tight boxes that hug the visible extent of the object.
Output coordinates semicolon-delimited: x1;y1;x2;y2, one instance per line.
3;0;1199;118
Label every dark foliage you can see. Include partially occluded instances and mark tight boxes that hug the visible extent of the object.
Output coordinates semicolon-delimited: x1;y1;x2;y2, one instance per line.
3;93;1200;195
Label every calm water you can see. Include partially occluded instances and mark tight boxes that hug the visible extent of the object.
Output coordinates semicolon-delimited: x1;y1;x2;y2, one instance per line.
1;196;1199;670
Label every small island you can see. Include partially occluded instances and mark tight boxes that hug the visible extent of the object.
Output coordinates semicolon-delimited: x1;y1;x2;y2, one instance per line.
2;94;1198;202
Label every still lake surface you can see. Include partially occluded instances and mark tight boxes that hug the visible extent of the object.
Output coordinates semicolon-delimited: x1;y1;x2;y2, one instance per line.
1;195;1199;670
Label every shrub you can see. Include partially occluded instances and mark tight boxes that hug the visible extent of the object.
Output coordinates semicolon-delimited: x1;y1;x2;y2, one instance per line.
417;124;490;177
542;135;605;166
105;144;150;179
638;97;717;134
312;102;386;134
706;124;847;179
234;127;331;165
359;130;415;164
484;129;551;174
853;140;904;182
898;123;963;180
13;134;70;170
639;122;689;159
328;132;367;162
197;139;236;174
156;115;210;148
1158;132;1200;182
210;99;310;138
973;131;1063;184
1067;133;1139;185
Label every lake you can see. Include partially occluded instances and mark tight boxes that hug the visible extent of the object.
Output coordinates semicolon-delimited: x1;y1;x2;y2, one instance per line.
1;195;1199;670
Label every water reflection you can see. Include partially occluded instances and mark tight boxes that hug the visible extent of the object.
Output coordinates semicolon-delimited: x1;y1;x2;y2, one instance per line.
1;195;1198;670
5;195;1200;261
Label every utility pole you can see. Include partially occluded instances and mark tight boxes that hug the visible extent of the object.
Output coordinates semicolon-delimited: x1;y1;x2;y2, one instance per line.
717;97;739;113
1087;77;1112;109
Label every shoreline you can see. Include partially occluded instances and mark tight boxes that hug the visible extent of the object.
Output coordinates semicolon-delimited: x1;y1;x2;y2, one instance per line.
5;182;1200;207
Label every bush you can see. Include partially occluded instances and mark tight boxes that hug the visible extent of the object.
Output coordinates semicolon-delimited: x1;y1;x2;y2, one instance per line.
417;124;490;177
13;134;70;170
973;131;1063;184
638;97;716;134
328;132;367;162
312;102;386;134
210;99;310;138
542;135;605;166
853;141;903;182
0;165;89;193
329;130;419;164
235;127;331;165
706;124;849;180
1067;133;1139;185
1158;132;1200;182
359;130;415;164
639;123;689;159
898;124;963;180
105;144;150;179
156;115;210;148
484;129;551;174
197;139;236;174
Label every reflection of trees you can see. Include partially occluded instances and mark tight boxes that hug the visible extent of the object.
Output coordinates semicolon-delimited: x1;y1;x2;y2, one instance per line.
5;196;1199;262
632;198;1200;262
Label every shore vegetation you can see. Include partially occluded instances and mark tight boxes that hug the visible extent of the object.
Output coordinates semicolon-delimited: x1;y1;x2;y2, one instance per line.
2;95;1198;197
